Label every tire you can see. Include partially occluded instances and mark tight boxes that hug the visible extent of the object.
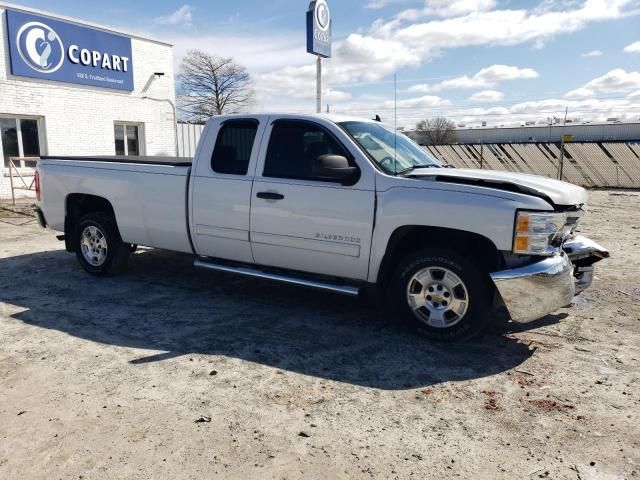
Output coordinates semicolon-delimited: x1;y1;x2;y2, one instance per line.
74;212;130;276
389;248;493;341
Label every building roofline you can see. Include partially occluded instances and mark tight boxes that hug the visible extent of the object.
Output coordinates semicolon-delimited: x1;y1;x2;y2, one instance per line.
453;121;640;132
0;2;173;47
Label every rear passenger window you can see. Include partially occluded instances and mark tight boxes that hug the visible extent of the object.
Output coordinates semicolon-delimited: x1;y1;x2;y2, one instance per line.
263;121;352;181
211;120;258;175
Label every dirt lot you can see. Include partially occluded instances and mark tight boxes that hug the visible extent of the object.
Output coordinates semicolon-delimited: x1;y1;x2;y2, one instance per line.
0;190;639;479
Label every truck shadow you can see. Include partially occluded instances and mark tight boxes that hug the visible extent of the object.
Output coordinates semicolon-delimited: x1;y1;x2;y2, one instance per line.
0;248;555;390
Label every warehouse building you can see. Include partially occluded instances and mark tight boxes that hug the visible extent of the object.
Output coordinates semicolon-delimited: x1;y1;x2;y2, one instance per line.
451;121;639;145
0;2;176;200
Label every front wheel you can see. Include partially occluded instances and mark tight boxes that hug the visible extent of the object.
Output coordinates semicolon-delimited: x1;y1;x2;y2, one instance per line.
389;248;493;341
74;213;130;276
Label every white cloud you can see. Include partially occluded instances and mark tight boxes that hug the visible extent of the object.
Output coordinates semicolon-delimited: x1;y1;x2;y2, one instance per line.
473;65;539;83
365;1;387;8
565;87;595;97
252;34;422;105
371;96;640;128
384;95;451;109
408;65;538;93
379;0;637;52
364;0;414;9
629;90;640;97
508;97;635;119
581;49;603;56
169;33;310;74
325;89;353;102
154;5;193;26
424;0;498;18
584;69;640;92
624;41;640;53
468;90;505;102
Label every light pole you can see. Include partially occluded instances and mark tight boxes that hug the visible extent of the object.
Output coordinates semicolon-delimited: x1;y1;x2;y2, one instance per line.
307;1;332;114
316;55;322;114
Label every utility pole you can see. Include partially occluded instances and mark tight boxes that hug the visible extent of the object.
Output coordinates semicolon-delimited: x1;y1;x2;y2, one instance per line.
558;106;568;181
316;55;322;113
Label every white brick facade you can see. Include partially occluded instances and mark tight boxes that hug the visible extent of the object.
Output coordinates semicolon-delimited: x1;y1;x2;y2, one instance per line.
0;3;176;200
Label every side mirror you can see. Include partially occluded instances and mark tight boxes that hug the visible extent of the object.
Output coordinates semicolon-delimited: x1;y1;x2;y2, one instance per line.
313;154;358;184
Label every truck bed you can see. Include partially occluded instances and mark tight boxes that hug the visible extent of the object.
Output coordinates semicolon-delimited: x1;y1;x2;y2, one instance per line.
40;155;193;167
38;156;194;254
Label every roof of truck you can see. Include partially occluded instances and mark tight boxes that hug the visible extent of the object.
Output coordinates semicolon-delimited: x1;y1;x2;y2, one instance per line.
209;113;379;124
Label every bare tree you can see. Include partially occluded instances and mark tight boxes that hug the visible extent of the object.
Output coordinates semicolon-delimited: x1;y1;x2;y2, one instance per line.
178;50;254;121
415;117;457;145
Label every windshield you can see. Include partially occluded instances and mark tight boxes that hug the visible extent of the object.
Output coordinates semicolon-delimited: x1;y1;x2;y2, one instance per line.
340;121;442;175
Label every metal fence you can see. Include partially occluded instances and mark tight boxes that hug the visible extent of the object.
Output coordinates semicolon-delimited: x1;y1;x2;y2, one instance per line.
425;142;640;188
177;122;205;158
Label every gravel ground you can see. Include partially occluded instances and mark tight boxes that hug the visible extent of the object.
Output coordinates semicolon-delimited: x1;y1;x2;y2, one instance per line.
0;190;638;479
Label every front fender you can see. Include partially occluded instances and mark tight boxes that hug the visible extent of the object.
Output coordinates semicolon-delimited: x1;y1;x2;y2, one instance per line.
368;184;552;283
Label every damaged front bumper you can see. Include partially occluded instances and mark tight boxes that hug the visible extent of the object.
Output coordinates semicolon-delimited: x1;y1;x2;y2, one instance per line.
491;236;609;323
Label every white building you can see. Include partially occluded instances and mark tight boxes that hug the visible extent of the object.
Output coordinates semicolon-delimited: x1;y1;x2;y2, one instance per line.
0;2;176;200
451;122;640;145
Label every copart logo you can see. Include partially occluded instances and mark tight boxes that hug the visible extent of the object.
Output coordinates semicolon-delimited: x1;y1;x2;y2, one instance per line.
315;0;331;32
16;22;64;74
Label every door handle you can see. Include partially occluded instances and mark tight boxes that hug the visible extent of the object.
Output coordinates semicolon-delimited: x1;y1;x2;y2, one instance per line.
256;192;285;201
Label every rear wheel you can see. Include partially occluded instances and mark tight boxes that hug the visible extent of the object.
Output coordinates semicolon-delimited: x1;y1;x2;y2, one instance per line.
74;213;130;276
389;248;493;341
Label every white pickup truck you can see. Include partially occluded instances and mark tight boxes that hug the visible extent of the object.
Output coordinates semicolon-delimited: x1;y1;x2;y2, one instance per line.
35;114;609;340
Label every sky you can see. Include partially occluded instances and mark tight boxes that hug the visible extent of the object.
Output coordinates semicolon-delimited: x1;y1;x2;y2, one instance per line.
7;0;640;128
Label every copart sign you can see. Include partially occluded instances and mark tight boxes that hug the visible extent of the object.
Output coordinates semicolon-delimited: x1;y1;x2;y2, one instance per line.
5;9;134;91
306;0;331;58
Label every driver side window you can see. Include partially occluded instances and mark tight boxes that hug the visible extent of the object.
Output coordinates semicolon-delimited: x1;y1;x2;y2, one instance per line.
263;121;353;181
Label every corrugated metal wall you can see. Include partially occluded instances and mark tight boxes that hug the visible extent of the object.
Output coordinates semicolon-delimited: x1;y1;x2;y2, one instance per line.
425;142;640;188
177;123;205;158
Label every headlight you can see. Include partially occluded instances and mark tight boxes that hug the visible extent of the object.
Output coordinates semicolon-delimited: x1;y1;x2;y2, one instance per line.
513;211;568;255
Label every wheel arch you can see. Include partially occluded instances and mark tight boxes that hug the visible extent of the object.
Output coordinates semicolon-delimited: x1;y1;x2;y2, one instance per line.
376;225;504;288
64;194;119;252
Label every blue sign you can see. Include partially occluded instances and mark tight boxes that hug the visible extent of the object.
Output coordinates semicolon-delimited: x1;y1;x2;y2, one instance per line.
306;0;331;58
5;9;134;91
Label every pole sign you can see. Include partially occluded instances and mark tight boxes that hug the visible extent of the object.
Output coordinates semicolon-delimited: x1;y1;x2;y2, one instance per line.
306;0;332;58
5;9;134;91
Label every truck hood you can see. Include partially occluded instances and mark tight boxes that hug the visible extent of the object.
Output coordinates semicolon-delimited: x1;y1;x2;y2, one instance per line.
408;168;588;207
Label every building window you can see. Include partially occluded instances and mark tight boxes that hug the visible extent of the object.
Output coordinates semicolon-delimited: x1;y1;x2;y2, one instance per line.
114;123;143;156
0;117;42;169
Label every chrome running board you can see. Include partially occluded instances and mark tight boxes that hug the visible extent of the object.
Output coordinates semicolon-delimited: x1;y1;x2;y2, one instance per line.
194;259;361;297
